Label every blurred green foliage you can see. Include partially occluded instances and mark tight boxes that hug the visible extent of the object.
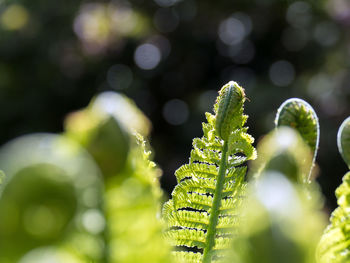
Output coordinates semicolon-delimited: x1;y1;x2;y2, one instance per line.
64;92;170;262
232;171;326;263
232;127;326;263
0;92;171;262
250;127;313;183
0;134;105;262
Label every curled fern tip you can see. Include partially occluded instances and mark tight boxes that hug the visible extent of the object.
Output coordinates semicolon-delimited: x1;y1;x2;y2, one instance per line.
215;81;245;141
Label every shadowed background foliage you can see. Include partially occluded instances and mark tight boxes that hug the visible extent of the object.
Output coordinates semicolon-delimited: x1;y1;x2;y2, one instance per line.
0;0;349;211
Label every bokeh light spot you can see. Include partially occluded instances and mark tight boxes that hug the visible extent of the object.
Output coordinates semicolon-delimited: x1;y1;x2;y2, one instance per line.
154;0;180;7
148;35;172;59
286;1;312;28
313;21;340;47
176;0;197;21
307;73;333;98
73;3;149;55
269;60;295;87
256;172;300;217
282;27;309;51
233;12;253;36
107;64;133;90
82;209;105;234
23;204;64;239
218;17;245;45
231;40;255;64
1;4;29;31
163;99;189;125
154;8;179;33
198;90;217;113
134;43;161;70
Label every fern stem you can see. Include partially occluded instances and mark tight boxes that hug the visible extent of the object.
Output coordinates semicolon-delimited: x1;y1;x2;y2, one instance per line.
202;140;229;263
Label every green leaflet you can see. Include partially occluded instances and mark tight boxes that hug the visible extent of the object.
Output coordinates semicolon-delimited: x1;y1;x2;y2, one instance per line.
275;98;319;180
163;81;256;263
317;117;350;263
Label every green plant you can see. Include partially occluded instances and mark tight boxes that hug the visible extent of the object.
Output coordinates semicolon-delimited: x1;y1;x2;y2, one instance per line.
317;117;350;263
274;98;319;181
162;81;256;263
231;97;325;263
0;80;349;263
64;91;171;263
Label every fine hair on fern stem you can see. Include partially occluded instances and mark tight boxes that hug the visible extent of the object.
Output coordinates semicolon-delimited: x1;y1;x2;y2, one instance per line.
163;81;256;263
275;98;319;181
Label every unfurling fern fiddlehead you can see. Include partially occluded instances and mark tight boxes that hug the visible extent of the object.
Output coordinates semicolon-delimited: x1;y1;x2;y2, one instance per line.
317;117;350;263
275;98;319;181
163;81;256;263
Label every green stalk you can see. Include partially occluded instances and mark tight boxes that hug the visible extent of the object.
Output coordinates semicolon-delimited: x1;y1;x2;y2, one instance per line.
202;140;229;263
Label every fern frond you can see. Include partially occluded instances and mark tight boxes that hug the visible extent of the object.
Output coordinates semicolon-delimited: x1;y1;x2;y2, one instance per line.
163;81;256;263
317;172;350;263
275;98;319;180
317;117;350;263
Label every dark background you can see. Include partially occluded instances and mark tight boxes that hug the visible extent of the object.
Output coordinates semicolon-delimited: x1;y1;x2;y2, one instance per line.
0;0;349;211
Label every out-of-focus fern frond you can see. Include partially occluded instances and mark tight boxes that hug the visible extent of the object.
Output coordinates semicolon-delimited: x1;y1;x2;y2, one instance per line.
65;96;131;177
250;127;313;184
234;127;326;263
64;91;171;263
105;133;171;263
163;81;256;263
231;172;326;263
0;134;105;262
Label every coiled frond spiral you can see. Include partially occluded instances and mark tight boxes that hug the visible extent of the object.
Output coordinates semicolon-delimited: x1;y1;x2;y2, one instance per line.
275;98;319;180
